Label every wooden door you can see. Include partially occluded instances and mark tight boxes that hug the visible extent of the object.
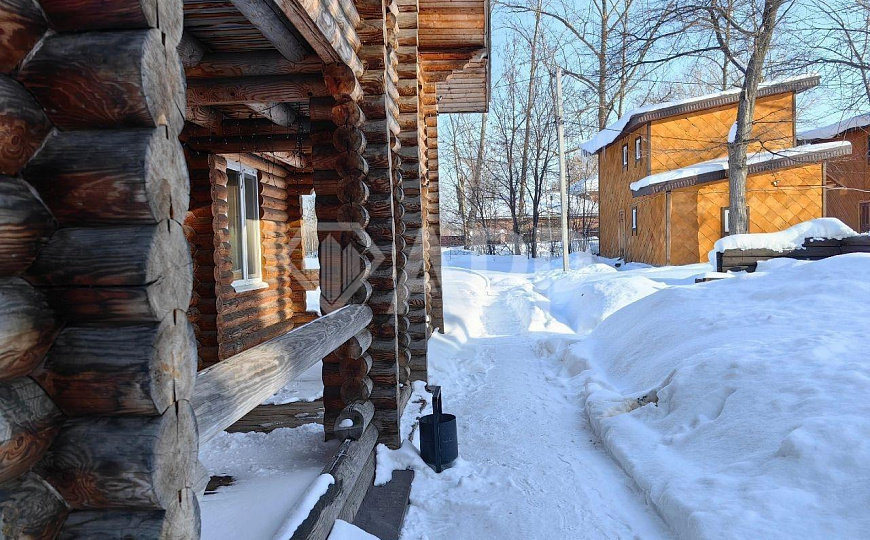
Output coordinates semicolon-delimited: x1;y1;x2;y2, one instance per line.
618;209;627;258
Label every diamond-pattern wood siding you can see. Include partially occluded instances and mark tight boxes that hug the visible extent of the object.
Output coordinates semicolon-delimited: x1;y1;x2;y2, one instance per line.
599;90;816;266
819;128;870;231
669;164;824;265
598;123;652;261
650;93;795;174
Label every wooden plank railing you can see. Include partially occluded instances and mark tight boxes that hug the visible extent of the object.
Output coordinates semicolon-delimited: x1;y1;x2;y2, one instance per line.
192;304;373;443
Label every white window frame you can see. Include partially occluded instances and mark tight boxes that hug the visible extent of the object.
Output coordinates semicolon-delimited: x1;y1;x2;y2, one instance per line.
227;160;267;293
723;207;731;235
631;206;638;235
622;144;629;168
635;136;642;161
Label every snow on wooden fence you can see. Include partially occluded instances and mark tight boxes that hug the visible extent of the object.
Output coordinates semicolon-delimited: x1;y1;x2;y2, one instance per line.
717;236;870;272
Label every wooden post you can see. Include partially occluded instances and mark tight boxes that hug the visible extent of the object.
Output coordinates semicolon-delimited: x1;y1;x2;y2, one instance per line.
396;0;428;381
0;1;200;536
316;60;376;440
352;0;406;448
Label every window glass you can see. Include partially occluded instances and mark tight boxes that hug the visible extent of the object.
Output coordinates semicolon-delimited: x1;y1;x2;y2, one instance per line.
631;206;638;231
635;137;642;161
622;144;628;167
244;172;261;280
227;169;244;281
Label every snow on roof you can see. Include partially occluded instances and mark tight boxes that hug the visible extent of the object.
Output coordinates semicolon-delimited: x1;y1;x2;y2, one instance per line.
798;112;870;141
707;218;860;266
568;176;599;194
629;141;852;193
581;74;820;154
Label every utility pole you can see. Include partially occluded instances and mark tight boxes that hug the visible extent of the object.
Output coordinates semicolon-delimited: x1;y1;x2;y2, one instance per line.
555;67;570;272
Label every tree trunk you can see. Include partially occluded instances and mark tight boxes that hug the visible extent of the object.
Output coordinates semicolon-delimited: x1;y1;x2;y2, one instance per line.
727;0;784;235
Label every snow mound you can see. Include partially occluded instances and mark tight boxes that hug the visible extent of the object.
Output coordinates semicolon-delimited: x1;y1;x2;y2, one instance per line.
534;266;666;335
708;218;859;266
576;254;870;539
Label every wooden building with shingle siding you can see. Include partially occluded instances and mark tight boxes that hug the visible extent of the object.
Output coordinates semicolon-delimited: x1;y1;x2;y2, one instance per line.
0;0;489;536
799;113;870;233
585;75;852;266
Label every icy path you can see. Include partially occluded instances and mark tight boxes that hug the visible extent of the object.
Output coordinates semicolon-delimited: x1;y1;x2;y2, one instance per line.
397;269;671;540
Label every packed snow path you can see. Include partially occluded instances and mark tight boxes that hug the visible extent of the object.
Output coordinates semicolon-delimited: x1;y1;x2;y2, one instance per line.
397;269;671;539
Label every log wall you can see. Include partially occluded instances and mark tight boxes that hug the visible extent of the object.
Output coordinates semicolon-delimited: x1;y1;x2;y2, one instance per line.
1;0;201;536
354;0;406;448
397;0;429;380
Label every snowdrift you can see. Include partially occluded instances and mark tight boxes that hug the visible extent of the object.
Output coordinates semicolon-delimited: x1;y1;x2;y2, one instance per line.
563;254;870;539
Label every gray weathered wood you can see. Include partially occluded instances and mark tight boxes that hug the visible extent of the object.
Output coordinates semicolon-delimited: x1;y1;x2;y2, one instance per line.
333;400;374;440
58;489;200;540
0;177;55;277
26;221;192;323
0;472;70;540
25;129;189;225
0;378;63;484
0;278;58;380
18;30;184;131
193;304;373;442
35;401;197;510
291;424;379;540
192;461;209;499
32;310;197;416
38;0;182;44
229;0;309;63
246;102;297;127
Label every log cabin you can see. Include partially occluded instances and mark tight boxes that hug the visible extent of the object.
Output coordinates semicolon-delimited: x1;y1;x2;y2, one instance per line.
584;75;853;266
799;113;870;233
0;0;489;537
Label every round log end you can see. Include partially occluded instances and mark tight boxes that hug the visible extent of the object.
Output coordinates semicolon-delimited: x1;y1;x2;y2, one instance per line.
0;178;56;277
33;311;197;416
0;0;47;73
0;472;70;540
0;378;63;484
0;76;52;176
0;279;59;380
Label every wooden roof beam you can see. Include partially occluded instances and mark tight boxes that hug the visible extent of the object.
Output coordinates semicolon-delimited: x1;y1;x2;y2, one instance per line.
272;0;364;77
229;0;310;62
247;102;297;126
186;75;329;106
185;50;323;79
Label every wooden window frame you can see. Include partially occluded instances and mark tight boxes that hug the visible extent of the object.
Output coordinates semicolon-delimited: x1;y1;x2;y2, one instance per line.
635;136;642;163
227;160;266;293
860;201;870;233
631;205;638;236
622;143;629;169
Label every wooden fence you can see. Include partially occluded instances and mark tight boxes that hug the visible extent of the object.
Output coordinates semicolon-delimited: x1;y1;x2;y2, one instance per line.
716;235;870;272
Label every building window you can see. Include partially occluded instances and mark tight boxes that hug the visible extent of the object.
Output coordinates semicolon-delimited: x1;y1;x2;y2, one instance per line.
635;137;642;162
860;201;870;233
227;161;265;292
867;135;870;164
622;144;628;169
722;206;751;236
631;206;638;235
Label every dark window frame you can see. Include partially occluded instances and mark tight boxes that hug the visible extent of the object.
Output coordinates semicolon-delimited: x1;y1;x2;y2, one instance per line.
631;205;638;235
622;143;629;169
635;136;642;163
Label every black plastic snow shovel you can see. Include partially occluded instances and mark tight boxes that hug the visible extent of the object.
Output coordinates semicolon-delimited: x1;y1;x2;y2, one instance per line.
419;386;458;473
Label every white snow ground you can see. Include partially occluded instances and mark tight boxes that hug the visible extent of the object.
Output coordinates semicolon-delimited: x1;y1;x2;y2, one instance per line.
387;249;870;540
200;243;870;539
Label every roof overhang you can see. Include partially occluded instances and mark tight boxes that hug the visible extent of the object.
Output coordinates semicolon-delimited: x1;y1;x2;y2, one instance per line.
632;142;851;198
